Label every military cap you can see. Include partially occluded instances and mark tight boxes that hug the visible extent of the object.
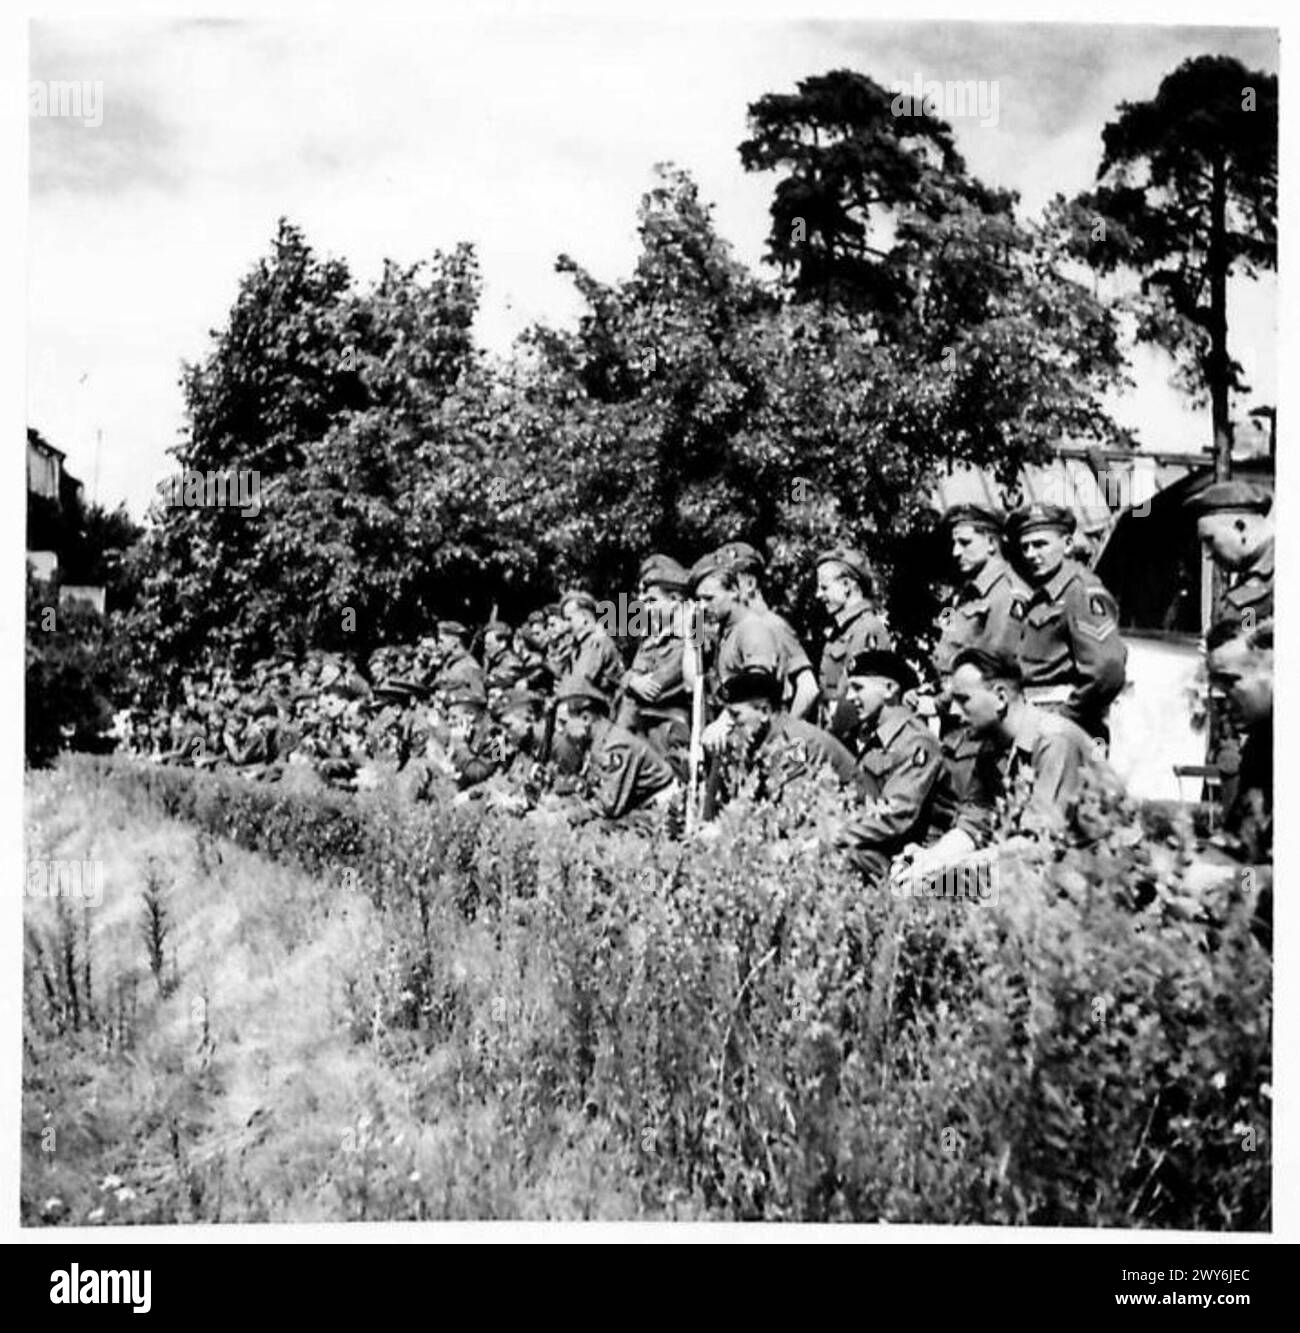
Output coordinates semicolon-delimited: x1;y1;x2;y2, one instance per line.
437;619;469;639
1005;502;1076;540
816;546;874;589
372;678;422;703
716;540;766;574
639;553;690;592
846;648;919;695
688;549;728;591
717;663;783;706
559;589;599;615
1184;480;1273;517
554;674;612;714
941;503;1005;533
484;619;511;638
498;685;545;715
445;683;487;710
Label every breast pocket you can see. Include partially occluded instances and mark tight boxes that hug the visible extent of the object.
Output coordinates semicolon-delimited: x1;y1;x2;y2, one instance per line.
1019;606;1065;669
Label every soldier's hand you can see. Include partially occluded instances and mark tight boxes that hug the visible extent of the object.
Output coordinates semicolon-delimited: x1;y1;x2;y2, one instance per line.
702;713;733;752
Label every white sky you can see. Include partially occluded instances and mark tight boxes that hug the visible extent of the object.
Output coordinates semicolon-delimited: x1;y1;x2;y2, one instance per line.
27;15;1279;516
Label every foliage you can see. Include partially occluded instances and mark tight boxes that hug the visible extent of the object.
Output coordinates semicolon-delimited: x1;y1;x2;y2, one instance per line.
1065;55;1277;437
29;755;1268;1227
25;572;124;767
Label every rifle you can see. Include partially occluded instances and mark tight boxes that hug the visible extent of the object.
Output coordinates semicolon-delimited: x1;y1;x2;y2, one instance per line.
685;600;707;833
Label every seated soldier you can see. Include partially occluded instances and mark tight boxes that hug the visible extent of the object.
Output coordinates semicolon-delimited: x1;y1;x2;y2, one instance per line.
1183;618;1274;948
835;650;942;885
897;647;1120;886
549;675;676;825
443;683;506;791
703;663;861;814
483;619;525;696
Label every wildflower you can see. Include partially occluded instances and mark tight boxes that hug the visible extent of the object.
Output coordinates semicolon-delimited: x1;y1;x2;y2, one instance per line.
115;1186;137;1204
100;1173;124;1191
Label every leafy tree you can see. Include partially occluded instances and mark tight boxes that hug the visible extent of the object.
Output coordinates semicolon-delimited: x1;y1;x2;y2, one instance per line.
25;573;121;766
1068;55;1277;474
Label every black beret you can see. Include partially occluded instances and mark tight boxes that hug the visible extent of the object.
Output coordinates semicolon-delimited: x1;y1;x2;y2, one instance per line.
845;649;918;694
717;664;783;706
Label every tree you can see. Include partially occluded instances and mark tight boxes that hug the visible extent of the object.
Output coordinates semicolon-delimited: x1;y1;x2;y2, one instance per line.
738;68;1017;332
1069;55;1277;476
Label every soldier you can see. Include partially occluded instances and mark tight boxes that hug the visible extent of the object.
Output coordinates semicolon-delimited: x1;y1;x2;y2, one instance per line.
483;619;525;694
836;650;943;885
814;545;892;739
443;683;508;790
931;504;1030;677
691;552;819;721
1205;618;1273;867
551;676;677;824
513;617;557;695
542;602;575;681
1005;502;1126;741
618;554;692;773
435;621;487;701
704;663;861;813
560;590;625;697
714;541;819;720
897;648;1119;886
1185;480;1274;630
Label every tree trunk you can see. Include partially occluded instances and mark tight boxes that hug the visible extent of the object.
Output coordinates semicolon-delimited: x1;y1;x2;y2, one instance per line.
1209;150;1232;481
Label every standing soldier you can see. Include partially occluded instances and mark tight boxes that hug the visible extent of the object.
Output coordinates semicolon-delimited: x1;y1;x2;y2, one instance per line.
1005;502;1126;742
691;552;819;721
482;619;525;694
560;590;625;697
1185;481;1274;630
931;504;1030;677
715;541;819;720
617;553;692;773
434;621;487;700
814;545;892;739
835;650;943;885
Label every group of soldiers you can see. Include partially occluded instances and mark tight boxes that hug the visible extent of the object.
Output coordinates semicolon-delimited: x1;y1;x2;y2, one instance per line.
121;479;1274;910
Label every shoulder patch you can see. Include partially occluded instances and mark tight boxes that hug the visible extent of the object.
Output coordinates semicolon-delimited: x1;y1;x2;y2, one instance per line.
913;743;931;769
1087;593;1113;619
1009;599;1027;621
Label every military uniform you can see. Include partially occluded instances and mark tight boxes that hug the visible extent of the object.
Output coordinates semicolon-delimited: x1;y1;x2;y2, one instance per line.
1219;541;1274;630
820;603;892;737
574;718;676;822
1012;560;1126;737
569;621;626;697
437;646;487;699
841;702;942;882
715;607;812;705
933;556;1030;677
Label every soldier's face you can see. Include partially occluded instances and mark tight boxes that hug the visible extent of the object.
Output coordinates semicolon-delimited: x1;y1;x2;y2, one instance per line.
726;698;773;739
1018;528;1069;581
948;665;1005;736
1207;640;1272;728
951;525;997;577
845;674;895;725
815;564;851;614
695;574;737;626
1197;514;1263;570
561;702;598;746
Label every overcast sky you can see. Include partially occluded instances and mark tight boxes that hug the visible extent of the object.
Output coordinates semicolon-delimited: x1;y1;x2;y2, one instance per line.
28;16;1278;516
